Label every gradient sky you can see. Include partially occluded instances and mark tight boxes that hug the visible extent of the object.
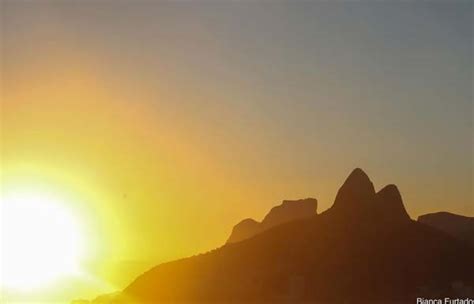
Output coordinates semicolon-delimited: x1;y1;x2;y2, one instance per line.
1;0;473;302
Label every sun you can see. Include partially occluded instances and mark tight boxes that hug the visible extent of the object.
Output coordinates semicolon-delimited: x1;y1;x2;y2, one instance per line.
1;189;85;291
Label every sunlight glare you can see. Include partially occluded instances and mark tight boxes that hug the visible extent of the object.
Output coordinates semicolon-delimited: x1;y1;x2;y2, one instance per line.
1;189;85;291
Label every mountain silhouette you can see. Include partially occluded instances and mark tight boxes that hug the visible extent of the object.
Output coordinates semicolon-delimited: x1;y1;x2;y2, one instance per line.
418;212;474;246
330;169;410;224
83;168;474;303
375;184;411;224
227;198;317;243
332;167;375;213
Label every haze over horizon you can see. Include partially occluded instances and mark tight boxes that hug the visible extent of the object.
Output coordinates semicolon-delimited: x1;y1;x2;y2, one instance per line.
1;1;473;302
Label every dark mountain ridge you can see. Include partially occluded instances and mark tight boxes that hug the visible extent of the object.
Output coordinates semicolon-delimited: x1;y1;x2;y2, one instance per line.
418;212;474;246
83;168;474;303
227;198;317;243
330;168;410;223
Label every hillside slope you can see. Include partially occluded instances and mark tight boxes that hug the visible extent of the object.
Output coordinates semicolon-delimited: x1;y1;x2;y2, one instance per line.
89;169;474;303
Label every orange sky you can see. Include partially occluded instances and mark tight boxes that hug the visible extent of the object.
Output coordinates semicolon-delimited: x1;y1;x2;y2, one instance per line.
1;1;472;302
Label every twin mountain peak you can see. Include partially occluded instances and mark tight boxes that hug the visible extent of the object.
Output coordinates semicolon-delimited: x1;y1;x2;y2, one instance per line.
78;167;473;303
228;168;410;243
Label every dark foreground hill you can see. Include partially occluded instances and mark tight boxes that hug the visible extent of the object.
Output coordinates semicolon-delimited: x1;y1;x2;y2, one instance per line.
418;212;474;246
83;168;474;303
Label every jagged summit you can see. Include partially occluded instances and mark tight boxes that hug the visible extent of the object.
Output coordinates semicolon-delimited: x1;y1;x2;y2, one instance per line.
332;168;376;211
330;168;412;224
261;198;317;229
375;184;411;222
83;168;474;304
349;167;370;179
227;198;317;244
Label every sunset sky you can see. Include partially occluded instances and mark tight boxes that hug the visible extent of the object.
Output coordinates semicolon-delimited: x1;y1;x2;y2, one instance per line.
1;1;473;302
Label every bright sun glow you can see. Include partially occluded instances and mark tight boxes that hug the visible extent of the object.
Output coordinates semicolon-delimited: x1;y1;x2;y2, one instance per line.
1;190;85;291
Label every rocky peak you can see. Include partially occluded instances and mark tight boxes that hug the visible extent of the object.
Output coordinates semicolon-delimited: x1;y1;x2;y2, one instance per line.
262;198;317;229
330;169;412;224
333;168;376;211
227;198;317;244
375;184;411;222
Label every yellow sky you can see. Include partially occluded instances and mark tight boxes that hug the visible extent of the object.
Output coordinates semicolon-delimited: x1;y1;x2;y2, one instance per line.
1;1;472;302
